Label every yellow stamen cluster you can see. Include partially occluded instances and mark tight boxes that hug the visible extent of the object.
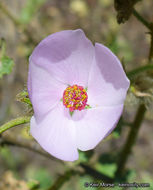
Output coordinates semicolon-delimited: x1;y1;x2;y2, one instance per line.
63;84;88;111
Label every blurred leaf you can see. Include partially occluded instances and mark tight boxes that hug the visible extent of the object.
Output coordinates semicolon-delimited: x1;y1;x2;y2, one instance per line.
99;153;117;164
0;56;14;78
79;151;88;162
0;39;14;78
78;175;93;190
20;0;47;24
125;169;136;181
95;163;117;178
27;180;40;190
0;146;17;169
26;168;52;190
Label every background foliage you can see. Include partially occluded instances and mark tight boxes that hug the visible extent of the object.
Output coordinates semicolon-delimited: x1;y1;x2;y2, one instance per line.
0;0;153;190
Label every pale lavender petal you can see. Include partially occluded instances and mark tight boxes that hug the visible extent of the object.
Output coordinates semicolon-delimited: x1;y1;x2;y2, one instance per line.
30;29;94;87
28;62;67;122
72;104;123;151
30;103;78;161
87;43;130;107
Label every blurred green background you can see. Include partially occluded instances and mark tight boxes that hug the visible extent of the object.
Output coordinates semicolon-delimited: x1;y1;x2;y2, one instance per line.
0;0;153;189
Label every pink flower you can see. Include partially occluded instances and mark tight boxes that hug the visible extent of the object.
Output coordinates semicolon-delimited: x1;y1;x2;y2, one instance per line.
28;29;130;161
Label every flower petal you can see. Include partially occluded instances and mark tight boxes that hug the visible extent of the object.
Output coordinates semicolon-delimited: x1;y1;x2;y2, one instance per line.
30;29;94;87
28;62;67;122
73;105;123;151
88;43;130;107
30;103;78;161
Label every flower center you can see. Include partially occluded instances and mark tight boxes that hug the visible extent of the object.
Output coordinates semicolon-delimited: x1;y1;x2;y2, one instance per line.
63;84;88;112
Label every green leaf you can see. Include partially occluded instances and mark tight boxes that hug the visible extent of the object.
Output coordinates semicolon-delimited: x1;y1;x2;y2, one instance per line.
0;56;14;78
95;163;117;178
78;151;88;162
27;180;40;190
0;147;17;169
26;168;52;190
79;175;93;190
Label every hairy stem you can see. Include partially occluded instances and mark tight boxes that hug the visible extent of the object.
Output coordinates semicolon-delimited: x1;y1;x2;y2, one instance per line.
127;64;153;79
115;104;146;177
0;116;31;134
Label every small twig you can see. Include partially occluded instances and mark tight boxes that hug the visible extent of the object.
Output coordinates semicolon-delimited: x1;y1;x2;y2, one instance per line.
115;104;146;177
133;8;151;30
132;9;153;61
48;164;114;190
0;116;31;134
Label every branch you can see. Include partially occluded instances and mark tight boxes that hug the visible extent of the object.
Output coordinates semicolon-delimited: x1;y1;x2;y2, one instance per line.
133;8;151;30
0;132;112;182
0;132;62;163
115;104;146;177
132;9;153;61
0;116;31;134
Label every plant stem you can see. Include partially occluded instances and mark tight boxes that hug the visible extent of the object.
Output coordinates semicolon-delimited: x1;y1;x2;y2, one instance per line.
0;132;112;182
115;104;146;177
127;64;153;79
0;116;31;134
133;8;151;30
